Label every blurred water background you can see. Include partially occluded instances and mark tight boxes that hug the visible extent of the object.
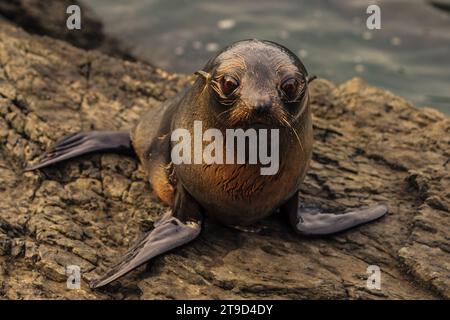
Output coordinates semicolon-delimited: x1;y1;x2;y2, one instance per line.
87;0;450;113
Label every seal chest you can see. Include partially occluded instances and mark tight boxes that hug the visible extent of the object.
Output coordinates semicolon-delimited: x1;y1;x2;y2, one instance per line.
174;118;312;226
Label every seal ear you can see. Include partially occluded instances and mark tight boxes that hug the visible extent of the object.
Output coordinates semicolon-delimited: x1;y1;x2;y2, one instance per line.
307;75;317;84
194;70;211;82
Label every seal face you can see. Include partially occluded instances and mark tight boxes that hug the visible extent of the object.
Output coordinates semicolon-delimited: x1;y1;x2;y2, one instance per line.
205;40;309;128
172;40;313;225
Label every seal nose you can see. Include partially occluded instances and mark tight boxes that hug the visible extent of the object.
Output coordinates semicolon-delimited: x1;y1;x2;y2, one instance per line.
254;98;272;114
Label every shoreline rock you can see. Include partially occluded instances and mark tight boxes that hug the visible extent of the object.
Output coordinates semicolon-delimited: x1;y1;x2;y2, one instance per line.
0;19;449;299
0;0;136;61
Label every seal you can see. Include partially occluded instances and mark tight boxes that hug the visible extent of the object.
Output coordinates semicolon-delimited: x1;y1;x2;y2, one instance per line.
26;39;388;288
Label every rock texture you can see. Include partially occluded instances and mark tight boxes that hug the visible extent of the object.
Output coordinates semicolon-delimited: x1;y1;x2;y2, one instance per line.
0;20;449;299
0;0;136;61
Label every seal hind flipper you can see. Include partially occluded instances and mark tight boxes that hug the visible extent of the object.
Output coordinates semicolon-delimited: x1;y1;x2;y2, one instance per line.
25;131;133;171
90;184;203;289
281;191;387;236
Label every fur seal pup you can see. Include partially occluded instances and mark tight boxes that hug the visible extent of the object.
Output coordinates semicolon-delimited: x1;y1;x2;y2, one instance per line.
26;39;388;288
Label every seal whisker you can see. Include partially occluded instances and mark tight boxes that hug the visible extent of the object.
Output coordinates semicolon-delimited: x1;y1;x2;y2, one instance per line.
279;115;304;152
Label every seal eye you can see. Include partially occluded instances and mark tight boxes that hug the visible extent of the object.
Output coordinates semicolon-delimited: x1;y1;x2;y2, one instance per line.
281;78;299;101
221;75;239;96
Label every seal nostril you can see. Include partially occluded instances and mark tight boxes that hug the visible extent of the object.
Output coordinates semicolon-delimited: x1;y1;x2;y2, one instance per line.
254;100;272;114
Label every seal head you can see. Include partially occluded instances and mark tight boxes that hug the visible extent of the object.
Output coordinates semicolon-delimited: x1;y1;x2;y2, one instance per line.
197;39;310;129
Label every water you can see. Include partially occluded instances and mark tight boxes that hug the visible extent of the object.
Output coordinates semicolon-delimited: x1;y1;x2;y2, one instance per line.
87;0;450;113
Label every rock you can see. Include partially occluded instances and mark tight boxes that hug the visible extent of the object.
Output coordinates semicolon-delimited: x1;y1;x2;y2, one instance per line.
0;0;136;61
0;234;12;256
0;19;449;299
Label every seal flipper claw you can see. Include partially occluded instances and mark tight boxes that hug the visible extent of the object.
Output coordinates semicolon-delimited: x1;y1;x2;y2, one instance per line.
25;131;133;171
89;212;201;289
281;191;387;236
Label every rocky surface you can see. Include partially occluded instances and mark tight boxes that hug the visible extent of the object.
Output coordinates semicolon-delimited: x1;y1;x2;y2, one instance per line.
0;0;136;61
0;19;449;299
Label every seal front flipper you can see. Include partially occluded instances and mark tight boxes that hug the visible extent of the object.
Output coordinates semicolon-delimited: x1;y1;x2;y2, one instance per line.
25;131;133;171
89;212;201;289
281;191;387;236
90;185;203;289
